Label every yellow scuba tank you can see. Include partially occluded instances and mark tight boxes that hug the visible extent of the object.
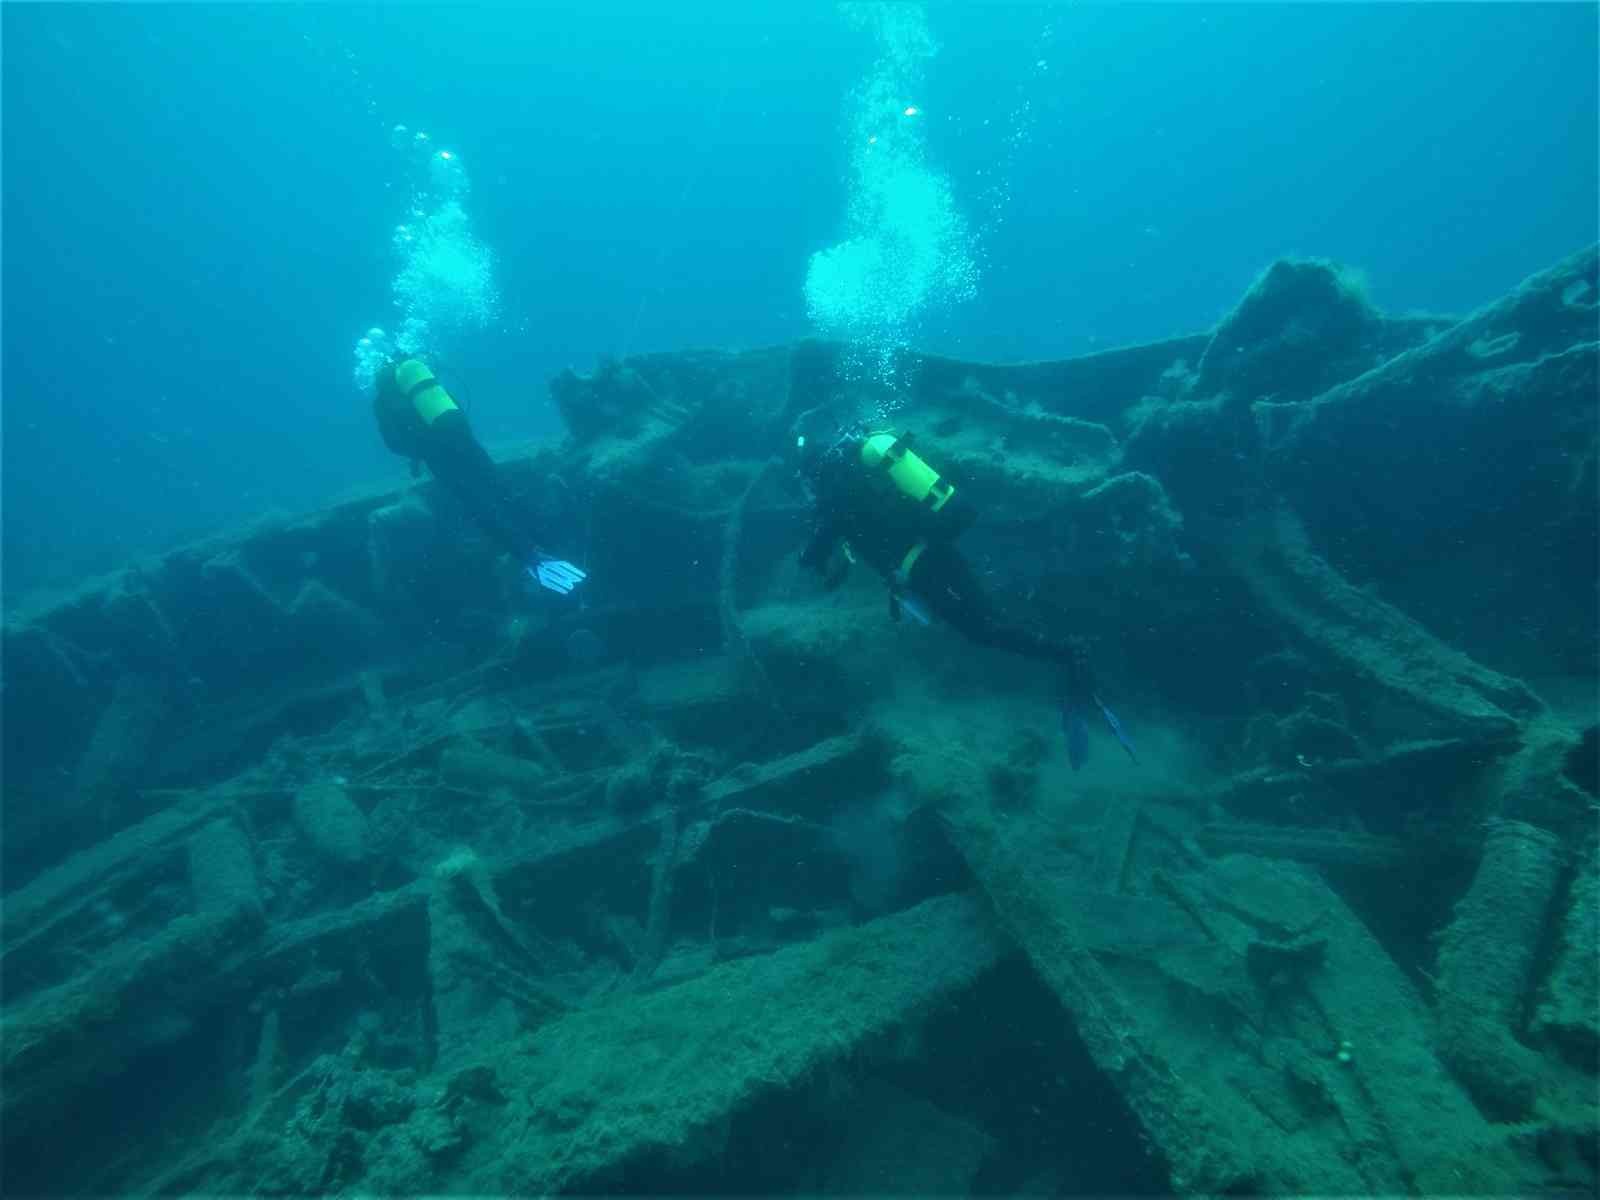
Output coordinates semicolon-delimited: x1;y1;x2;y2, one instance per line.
394;359;460;425
860;431;955;512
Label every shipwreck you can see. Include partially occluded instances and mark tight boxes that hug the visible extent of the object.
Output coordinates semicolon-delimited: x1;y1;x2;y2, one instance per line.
2;247;1596;1196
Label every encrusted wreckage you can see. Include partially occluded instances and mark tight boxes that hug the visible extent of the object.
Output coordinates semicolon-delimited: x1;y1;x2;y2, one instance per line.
2;246;1595;1196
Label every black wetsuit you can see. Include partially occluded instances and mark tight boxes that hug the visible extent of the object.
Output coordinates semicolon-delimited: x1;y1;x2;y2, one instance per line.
374;363;540;563
799;432;1093;692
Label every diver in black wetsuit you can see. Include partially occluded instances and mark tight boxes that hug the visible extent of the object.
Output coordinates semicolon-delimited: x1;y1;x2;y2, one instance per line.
373;357;587;595
794;423;1135;769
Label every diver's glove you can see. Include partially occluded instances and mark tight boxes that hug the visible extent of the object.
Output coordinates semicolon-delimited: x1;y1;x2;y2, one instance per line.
527;554;588;595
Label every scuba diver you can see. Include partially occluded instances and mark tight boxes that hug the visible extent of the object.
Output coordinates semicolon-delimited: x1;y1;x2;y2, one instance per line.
793;422;1135;769
373;355;587;595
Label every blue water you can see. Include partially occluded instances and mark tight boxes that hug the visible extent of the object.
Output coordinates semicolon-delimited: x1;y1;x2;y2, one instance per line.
3;3;1595;598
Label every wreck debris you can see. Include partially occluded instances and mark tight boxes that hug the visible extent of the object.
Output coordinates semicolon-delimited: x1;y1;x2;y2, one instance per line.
187;814;265;923
1434;819;1566;1119
72;673;172;835
1227;507;1542;745
427;848;571;1074
467;893;1007;1195
0;246;1593;1197
292;781;371;867
944;783;1537;1194
1195;821;1416;870
1194;257;1392;406
1532;846;1600;1068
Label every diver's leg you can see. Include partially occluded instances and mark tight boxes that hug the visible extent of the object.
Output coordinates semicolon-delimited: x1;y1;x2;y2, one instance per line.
423;413;537;562
912;544;1125;766
911;544;1097;687
911;544;1069;661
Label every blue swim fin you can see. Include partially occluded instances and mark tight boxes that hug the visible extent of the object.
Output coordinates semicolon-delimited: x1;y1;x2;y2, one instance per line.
1063;701;1090;771
888;587;931;626
1094;694;1138;763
